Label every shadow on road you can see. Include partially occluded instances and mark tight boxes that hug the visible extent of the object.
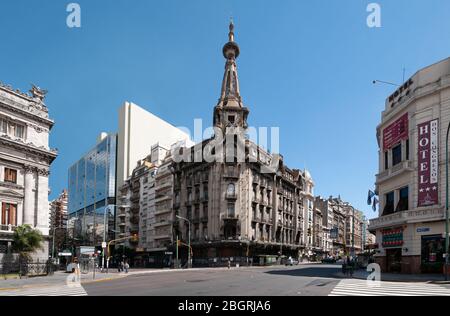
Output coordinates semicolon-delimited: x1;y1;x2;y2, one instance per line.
265;265;344;279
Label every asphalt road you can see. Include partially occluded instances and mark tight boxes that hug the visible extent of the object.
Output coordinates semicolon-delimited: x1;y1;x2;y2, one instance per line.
83;264;341;296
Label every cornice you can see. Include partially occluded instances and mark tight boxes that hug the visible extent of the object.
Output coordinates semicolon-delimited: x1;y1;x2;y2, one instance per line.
0;134;58;163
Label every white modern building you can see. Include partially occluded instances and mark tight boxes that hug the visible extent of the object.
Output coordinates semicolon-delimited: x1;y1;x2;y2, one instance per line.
68;101;193;249
117;102;194;195
0;82;58;261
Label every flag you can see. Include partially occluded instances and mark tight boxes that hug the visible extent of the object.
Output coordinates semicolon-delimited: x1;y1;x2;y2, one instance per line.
372;197;379;212
367;190;375;205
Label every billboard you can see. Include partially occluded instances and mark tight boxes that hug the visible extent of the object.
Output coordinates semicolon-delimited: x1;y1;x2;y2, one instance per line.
418;119;439;207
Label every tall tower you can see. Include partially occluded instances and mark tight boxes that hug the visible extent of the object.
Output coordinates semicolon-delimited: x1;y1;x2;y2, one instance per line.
213;21;249;131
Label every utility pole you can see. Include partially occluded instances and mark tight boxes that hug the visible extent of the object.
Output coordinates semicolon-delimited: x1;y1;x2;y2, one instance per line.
445;122;450;281
176;235;179;269
176;216;191;268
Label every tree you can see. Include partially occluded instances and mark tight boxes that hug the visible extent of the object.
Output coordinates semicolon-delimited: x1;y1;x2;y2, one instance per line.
12;225;44;262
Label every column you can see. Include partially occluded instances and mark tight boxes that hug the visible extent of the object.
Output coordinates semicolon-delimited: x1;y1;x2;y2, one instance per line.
23;166;35;226
36;169;50;236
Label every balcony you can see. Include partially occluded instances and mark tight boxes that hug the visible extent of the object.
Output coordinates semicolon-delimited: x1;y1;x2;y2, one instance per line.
154;220;172;228
155;194;171;203
376;160;414;184
369;208;445;231
224;170;239;179
156;180;172;190
223;213;239;220
226;193;237;200
155;208;172;216
0;225;16;232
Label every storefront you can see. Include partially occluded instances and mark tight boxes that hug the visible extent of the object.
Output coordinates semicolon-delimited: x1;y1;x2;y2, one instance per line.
382;227;404;273
421;235;445;274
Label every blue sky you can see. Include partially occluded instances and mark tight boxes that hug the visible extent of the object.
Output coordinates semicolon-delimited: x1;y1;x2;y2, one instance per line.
1;0;450;219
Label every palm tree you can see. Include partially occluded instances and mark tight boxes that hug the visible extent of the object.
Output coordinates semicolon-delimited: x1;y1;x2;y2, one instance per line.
12;225;44;262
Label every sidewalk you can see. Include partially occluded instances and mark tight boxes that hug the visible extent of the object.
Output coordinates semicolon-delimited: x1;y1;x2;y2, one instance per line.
0;270;132;290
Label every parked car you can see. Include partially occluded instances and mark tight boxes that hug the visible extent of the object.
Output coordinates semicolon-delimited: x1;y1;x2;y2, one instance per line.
284;257;299;266
321;257;337;264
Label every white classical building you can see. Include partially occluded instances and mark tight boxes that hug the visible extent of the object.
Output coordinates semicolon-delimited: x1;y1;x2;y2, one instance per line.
0;83;58;261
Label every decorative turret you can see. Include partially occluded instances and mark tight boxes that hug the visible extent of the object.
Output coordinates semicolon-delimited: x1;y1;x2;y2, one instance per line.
213;21;249;131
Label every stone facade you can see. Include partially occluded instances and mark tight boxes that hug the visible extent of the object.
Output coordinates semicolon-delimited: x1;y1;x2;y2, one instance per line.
370;57;450;274
0;82;57;261
169;23;318;266
49;190;68;257
315;196;364;257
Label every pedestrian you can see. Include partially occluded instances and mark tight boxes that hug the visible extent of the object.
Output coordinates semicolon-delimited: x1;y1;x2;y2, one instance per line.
124;261;129;274
227;258;231;269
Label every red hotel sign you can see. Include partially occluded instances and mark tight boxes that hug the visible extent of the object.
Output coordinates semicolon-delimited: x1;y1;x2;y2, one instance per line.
418;119;439;207
383;113;409;151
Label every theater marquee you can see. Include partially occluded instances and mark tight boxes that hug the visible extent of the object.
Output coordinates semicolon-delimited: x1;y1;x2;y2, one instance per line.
418;119;439;207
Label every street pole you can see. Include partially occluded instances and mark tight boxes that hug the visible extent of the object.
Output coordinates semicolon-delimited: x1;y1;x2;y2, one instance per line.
52;226;56;260
176;215;191;269
102;205;109;270
188;222;191;269
352;206;355;258
176;235;179;269
445;122;450;281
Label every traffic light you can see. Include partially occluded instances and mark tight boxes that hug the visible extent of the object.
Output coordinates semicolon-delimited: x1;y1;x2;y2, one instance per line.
131;234;139;242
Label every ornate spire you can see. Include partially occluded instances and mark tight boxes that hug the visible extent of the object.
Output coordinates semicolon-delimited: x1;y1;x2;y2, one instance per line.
218;20;242;107
213;21;249;130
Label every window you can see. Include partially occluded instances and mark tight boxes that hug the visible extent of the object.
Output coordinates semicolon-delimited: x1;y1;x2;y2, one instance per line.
227;202;235;217
4;168;17;184
15;124;25;139
0;118;7;134
406;139;410;161
384;151;389;170
383;192;395;216
227;183;236;197
1;203;17;226
392;144;402;166
228;115;235;124
396;187;409;212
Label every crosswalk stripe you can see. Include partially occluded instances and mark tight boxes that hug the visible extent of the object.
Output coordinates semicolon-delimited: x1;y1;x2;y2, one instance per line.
330;279;450;296
0;284;87;296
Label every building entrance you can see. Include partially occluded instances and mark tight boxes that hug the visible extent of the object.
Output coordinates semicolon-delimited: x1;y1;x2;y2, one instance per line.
386;248;402;273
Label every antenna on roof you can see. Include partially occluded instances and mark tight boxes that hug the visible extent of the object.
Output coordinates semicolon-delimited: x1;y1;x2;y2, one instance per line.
372;80;400;87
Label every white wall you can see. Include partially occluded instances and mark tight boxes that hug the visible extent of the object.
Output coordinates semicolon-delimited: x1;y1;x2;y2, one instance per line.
117;102;193;194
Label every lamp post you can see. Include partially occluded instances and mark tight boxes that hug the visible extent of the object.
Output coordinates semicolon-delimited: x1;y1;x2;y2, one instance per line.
101;204;130;270
176;215;191;269
445;122;450;281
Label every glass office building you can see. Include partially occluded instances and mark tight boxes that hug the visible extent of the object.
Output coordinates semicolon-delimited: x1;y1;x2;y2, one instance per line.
68;133;117;247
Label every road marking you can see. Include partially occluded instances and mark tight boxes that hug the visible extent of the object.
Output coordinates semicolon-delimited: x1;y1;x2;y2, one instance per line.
329;279;450;296
0;284;88;296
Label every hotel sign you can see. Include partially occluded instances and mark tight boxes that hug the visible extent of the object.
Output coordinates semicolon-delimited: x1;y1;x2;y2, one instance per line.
418;119;439;207
383;113;409;151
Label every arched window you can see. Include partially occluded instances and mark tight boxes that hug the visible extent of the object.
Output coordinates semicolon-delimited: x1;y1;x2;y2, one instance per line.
227;183;236;197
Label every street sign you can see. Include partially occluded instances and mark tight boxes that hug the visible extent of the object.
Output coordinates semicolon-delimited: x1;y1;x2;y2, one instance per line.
165;252;173;255
102;242;107;249
80;246;96;255
58;252;72;257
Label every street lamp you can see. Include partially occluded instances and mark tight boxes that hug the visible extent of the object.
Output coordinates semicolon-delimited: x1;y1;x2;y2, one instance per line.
101;204;130;270
176;215;191;269
445;122;450;281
